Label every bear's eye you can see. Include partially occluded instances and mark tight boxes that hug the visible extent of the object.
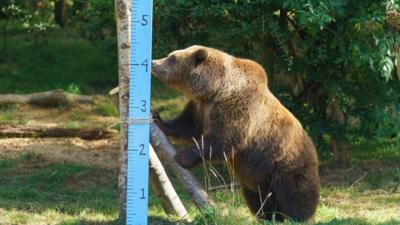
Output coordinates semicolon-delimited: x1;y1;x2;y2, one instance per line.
168;55;177;64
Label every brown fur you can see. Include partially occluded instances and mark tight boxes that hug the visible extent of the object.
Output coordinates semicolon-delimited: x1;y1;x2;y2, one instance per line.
152;45;320;222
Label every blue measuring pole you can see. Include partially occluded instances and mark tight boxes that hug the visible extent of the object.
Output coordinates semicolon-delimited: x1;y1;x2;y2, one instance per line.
126;0;153;224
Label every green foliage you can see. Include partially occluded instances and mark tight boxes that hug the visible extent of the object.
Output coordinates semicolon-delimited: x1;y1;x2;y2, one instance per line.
73;0;117;64
152;0;400;153
1;1;56;45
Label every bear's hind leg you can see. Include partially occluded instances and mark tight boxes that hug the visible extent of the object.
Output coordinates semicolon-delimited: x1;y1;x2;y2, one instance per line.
241;187;284;222
273;175;319;222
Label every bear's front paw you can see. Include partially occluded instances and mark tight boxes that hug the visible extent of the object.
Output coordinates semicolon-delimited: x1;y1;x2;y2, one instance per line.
152;111;164;127
175;149;201;169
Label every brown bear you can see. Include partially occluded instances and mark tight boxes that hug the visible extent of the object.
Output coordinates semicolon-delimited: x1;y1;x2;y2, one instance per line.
151;45;320;222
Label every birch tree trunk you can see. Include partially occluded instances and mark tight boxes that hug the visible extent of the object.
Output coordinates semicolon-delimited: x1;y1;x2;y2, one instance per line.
114;0;130;223
149;145;191;222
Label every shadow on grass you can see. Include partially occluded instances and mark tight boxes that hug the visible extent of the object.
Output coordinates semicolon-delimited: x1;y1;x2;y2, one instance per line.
0;152;118;218
0;151;189;225
57;216;184;225
57;219;118;225
316;218;400;225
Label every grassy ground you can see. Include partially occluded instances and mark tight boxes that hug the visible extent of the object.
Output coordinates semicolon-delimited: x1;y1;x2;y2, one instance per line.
0;28;117;94
0;132;399;225
0;30;399;225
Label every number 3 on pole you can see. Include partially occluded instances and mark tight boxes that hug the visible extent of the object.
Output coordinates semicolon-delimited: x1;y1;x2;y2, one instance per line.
127;0;153;225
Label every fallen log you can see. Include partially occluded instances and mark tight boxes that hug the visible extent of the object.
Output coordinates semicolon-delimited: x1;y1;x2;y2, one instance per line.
150;122;214;209
149;145;191;222
0;89;95;106
0;125;117;140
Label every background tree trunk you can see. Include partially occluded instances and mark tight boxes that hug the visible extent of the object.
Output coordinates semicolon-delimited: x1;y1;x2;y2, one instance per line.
114;0;130;223
54;0;67;27
2;20;7;56
397;47;400;81
329;97;348;163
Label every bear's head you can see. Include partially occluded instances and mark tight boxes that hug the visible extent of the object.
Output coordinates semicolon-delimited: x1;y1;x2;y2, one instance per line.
152;45;267;101
151;45;229;100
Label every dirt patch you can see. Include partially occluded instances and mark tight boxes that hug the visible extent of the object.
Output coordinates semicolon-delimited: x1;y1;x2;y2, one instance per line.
320;161;399;187
0;137;120;170
320;166;366;187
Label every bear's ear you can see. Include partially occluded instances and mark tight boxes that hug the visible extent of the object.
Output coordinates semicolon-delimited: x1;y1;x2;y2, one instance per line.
192;49;208;66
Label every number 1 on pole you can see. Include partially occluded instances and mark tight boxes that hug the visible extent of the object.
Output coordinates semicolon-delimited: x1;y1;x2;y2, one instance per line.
126;0;153;224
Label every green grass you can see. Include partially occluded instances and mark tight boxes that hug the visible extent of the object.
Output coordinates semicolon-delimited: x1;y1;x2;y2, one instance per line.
0;28;117;95
92;99;119;117
0;152;119;225
0;105;27;124
350;137;400;164
0;117;399;225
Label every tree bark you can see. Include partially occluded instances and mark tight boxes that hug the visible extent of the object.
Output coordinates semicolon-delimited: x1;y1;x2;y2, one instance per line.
0;89;95;106
330;137;339;162
149;145;191;222
2;20;8;56
114;0;130;223
150;123;214;209
329;97;348;163
0;125;117;140
54;0;67;27
397;47;400;81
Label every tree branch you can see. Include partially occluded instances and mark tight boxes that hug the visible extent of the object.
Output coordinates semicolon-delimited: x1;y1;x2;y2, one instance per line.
150;122;214;209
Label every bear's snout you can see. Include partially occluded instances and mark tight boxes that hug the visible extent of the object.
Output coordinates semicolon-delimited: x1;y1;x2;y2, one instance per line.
151;59;161;75
151;59;168;81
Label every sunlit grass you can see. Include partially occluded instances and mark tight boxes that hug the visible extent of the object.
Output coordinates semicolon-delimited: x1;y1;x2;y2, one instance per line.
0;152;119;225
92;99;119;117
